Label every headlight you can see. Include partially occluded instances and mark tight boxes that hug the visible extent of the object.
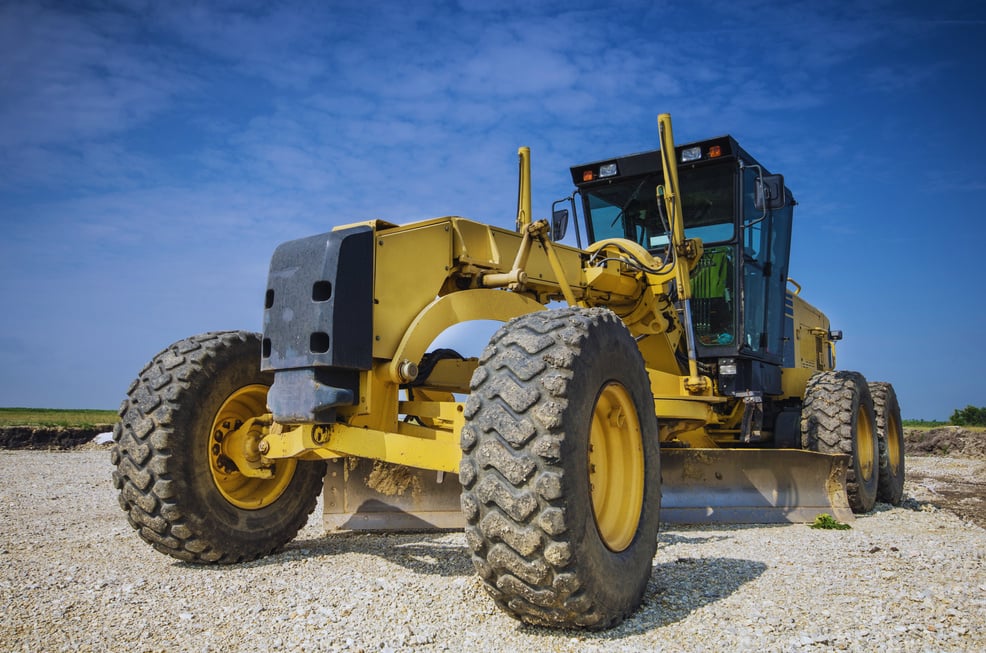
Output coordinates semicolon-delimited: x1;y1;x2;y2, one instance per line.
599;163;618;178
681;146;702;163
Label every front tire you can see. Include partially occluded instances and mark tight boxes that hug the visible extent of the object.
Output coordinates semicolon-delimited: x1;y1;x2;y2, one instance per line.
111;331;325;563
460;307;660;629
801;371;879;513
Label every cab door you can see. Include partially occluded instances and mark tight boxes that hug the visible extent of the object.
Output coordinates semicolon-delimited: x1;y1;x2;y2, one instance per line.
740;167;793;362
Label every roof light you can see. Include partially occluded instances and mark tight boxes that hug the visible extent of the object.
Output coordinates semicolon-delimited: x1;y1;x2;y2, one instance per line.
709;145;722;158
582;170;594;182
599;163;618;178
681;146;702;162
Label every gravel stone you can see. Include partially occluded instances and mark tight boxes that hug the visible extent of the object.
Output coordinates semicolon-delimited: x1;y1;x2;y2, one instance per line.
2;449;984;652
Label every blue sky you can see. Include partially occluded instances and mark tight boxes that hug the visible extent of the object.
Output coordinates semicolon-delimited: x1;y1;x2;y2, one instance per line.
1;0;984;420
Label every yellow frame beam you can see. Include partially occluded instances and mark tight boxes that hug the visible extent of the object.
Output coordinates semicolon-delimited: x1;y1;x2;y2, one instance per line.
264;401;465;473
387;288;544;384
326;422;461;472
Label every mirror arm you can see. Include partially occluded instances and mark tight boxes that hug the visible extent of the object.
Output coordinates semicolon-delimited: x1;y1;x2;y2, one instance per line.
744;162;769;227
569;192;582;250
550;194;584;249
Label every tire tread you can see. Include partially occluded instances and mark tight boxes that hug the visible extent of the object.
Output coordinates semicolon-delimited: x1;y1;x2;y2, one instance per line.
869;381;905;505
461;307;658;629
112;331;323;564
801;370;879;513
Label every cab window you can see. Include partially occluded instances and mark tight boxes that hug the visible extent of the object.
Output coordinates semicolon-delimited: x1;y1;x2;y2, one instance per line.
585;164;735;253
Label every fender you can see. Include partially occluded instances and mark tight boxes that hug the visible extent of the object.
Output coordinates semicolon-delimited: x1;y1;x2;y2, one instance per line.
387;288;545;384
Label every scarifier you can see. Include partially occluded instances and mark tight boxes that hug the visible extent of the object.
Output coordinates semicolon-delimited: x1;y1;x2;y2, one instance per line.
112;114;905;629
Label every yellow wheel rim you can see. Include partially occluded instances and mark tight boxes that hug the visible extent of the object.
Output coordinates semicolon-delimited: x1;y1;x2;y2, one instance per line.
208;385;296;510
857;402;876;482
886;409;902;472
588;382;645;552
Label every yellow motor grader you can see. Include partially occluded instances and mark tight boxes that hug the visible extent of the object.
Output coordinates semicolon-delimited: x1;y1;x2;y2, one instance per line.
112;114;904;629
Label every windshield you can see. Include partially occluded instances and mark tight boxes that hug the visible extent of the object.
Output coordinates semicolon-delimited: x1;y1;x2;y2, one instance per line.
585;163;735;251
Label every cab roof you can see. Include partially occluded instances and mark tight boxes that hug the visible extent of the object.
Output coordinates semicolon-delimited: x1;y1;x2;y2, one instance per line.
570;135;770;187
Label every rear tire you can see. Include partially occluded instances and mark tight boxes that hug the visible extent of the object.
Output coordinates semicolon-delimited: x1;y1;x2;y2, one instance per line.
801;371;879;513
460;307;660;629
111;331;325;563
869;382;905;505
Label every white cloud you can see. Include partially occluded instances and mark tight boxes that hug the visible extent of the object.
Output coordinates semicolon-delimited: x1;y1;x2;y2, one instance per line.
0;3;191;150
148;2;331;87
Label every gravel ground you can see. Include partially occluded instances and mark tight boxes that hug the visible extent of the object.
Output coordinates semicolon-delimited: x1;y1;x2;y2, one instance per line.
1;450;983;652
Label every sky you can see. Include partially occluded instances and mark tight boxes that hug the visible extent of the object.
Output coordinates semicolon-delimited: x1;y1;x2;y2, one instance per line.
2;0;984;420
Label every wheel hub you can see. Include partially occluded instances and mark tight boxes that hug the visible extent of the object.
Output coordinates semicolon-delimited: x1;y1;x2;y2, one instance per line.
208;385;296;510
587;382;645;552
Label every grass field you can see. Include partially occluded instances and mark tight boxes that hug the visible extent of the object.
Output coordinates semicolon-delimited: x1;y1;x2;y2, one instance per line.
0;408;118;428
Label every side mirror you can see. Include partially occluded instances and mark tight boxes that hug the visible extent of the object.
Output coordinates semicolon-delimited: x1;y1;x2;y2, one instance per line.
551;209;569;241
755;173;786;211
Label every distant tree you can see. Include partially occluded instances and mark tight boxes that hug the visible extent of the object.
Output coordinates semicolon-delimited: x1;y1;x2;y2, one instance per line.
950;405;986;426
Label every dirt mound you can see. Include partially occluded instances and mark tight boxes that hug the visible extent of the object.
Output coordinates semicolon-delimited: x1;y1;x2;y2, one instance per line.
905;427;986;459
0;425;114;449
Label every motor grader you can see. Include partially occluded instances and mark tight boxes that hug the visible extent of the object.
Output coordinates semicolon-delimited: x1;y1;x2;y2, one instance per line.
112;114;904;629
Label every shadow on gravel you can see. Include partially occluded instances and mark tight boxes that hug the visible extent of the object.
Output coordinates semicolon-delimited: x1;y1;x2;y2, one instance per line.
516;555;768;640
659;532;732;546
631;556;768;633
222;531;475;577
169;528;766;639
655;525;790;546
170;527;764;636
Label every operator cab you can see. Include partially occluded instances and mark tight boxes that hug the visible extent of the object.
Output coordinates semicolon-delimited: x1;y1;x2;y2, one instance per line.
570;137;795;397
